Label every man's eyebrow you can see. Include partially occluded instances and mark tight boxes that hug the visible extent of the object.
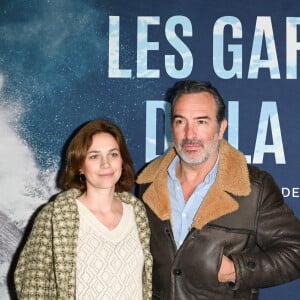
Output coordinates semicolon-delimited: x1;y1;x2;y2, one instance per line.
172;114;184;119
172;114;210;120
194;116;210;120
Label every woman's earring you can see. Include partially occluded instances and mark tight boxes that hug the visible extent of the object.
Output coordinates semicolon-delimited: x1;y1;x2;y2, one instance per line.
79;172;86;183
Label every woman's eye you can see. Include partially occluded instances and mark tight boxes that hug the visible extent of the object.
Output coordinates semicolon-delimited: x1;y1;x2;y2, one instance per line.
111;152;119;158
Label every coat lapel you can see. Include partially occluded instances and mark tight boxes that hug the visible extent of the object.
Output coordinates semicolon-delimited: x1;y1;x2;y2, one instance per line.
52;189;81;297
137;140;251;229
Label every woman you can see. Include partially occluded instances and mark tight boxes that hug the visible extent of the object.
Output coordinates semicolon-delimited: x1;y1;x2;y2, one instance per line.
14;119;152;299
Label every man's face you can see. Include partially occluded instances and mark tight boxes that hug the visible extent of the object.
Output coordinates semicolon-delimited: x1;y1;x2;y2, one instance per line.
172;92;227;165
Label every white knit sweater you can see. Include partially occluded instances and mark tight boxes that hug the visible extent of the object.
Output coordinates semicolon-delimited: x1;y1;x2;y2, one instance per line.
76;200;144;299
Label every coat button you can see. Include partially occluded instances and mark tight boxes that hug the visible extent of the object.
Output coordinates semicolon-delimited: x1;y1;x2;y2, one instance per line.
247;260;256;269
173;268;182;275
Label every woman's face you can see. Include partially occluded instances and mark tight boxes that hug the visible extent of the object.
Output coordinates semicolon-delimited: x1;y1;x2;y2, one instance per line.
80;132;123;192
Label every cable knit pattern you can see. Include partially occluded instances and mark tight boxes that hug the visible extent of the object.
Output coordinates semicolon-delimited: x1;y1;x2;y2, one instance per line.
14;189;152;300
76;202;144;299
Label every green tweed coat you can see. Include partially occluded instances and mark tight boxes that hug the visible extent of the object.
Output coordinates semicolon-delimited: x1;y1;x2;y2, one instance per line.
14;188;152;299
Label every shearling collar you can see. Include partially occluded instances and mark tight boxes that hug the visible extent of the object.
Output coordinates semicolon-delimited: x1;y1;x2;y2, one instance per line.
136;140;251;229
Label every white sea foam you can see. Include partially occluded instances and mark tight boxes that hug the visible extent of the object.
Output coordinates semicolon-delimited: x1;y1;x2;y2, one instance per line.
0;74;60;299
0;74;4;90
0;100;60;299
0;102;59;228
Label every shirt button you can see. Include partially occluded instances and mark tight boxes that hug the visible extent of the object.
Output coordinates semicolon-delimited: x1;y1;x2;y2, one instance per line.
182;212;186;218
173;268;182;276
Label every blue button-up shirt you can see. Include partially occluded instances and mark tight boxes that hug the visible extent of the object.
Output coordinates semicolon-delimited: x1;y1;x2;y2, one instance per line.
168;155;219;249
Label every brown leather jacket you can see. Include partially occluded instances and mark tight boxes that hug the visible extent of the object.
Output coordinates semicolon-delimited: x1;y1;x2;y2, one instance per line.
136;140;300;300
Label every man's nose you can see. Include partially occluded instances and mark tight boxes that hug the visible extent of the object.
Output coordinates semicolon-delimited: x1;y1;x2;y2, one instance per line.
185;122;195;139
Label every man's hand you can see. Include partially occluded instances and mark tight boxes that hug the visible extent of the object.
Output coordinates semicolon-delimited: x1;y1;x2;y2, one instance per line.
218;255;236;283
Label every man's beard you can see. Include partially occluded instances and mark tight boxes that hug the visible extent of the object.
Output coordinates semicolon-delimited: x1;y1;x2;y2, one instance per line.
175;135;219;165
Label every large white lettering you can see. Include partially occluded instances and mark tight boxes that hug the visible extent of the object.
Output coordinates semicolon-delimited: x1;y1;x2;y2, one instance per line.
109;16;192;79
109;15;300;79
286;17;300;79
108;16;132;78
252;102;285;164
248;17;280;79
145;101;172;162
137;17;160;78
213;16;299;79
165;16;193;78
213;16;243;79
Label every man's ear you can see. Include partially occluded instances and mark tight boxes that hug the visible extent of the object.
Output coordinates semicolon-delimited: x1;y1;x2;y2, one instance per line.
218;119;228;139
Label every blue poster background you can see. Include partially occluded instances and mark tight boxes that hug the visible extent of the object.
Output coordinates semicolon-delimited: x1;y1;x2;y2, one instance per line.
0;0;299;298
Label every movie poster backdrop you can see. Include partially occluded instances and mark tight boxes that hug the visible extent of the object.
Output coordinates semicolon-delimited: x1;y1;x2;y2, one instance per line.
0;0;299;298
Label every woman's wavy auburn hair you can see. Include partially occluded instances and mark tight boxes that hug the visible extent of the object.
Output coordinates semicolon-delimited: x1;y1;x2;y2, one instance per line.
59;119;135;193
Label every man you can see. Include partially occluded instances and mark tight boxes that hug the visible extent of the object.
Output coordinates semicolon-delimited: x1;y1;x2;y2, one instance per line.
136;80;300;299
